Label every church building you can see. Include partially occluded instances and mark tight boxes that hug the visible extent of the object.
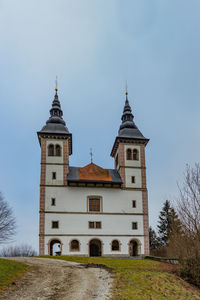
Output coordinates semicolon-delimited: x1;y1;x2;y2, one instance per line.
37;87;149;257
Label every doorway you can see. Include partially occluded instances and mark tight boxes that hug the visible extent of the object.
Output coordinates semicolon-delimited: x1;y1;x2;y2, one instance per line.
129;240;138;256
49;239;61;256
89;239;102;257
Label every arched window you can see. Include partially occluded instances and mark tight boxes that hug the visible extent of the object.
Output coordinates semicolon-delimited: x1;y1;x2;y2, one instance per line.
70;240;80;251
111;240;120;251
133;149;138;160
55;144;61;156
126;149;132;160
48;144;54;156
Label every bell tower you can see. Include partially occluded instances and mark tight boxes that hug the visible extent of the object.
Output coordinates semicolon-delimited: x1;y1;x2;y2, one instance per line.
111;90;150;254
37;87;72;255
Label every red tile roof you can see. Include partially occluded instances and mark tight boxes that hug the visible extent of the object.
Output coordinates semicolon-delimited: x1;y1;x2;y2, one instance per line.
78;163;112;182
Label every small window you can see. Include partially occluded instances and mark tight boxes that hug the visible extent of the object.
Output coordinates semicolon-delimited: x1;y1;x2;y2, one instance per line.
112;240;120;251
70;240;80;251
52;172;56;180
131;176;135;183
96;221;101;229
48;144;54;156
52;221;59;229
51;198;56;206
133;149;139;160
55;145;61;156
132;200;136;208
89;198;100;212
89;221;101;229
132;222;138;230
127;149;132;160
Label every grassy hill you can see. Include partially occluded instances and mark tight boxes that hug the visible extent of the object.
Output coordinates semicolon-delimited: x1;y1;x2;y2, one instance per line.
50;256;200;300
0;258;27;292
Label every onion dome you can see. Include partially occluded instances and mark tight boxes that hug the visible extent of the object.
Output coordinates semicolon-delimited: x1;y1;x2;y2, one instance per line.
37;87;72;153
118;91;146;139
39;88;70;135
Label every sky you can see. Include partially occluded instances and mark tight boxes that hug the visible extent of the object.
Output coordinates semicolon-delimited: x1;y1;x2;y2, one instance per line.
0;0;200;252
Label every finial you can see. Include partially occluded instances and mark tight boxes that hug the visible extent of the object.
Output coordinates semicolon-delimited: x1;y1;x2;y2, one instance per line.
55;76;58;92
90;148;93;163
125;80;128;96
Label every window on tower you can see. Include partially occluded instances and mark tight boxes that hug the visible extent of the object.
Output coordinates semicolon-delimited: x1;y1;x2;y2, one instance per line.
52;172;56;180
48;144;54;156
132;200;136;208
51;198;56;206
52;221;59;229
133;149;139;160
131;176;135;183
127;149;132;160
55;144;61;156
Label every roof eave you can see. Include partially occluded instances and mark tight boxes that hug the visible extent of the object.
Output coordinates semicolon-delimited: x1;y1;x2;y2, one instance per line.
67;179;122;184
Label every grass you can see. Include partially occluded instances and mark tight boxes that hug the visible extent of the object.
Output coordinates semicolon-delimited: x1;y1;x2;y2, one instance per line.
45;256;200;300
0;258;27;293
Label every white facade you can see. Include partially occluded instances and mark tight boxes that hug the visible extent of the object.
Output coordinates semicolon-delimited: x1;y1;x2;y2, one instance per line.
39;138;148;257
38;91;149;257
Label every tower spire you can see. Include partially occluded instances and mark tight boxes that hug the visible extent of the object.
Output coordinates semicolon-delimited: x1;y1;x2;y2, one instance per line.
55;76;58;93
125;80;128;100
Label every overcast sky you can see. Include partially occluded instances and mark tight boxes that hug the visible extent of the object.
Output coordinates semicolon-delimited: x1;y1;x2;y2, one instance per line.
0;0;200;252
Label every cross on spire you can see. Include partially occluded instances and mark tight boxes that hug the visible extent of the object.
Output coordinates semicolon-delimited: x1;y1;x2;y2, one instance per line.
90;148;93;163
55;76;58;92
125;80;128;96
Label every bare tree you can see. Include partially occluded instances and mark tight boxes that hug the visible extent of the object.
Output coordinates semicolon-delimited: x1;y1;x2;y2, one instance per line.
0;192;16;243
170;163;200;287
0;244;37;257
177;163;200;237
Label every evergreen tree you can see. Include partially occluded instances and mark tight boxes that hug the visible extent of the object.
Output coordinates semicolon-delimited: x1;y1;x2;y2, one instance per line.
149;226;161;250
157;200;180;247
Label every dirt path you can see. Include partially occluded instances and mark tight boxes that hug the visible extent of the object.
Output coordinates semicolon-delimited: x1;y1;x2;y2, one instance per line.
0;257;113;300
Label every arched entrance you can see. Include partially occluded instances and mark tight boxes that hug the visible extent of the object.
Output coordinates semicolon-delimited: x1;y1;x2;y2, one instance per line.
129;240;138;256
89;239;102;257
49;239;61;256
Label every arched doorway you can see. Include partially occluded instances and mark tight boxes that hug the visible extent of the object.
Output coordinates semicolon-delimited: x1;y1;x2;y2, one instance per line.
49;239;61;256
129;240;138;256
89;239;102;257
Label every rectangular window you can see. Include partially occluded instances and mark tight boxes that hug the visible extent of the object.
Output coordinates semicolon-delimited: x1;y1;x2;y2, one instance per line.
51;198;56;206
89;198;100;212
132;222;138;230
52;221;59;229
131;176;135;183
52;172;56;180
96;221;101;229
89;221;102;229
89;221;95;228
132;200;136;208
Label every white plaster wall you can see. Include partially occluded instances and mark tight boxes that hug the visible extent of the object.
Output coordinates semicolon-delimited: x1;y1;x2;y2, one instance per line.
46;165;63;185
44;236;144;255
45;214;144;235
45;187;143;213
124;145;141;167
125;168;142;188
46;140;63;164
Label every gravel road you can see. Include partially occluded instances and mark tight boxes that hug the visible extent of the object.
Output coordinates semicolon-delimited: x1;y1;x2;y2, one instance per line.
0;257;113;300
